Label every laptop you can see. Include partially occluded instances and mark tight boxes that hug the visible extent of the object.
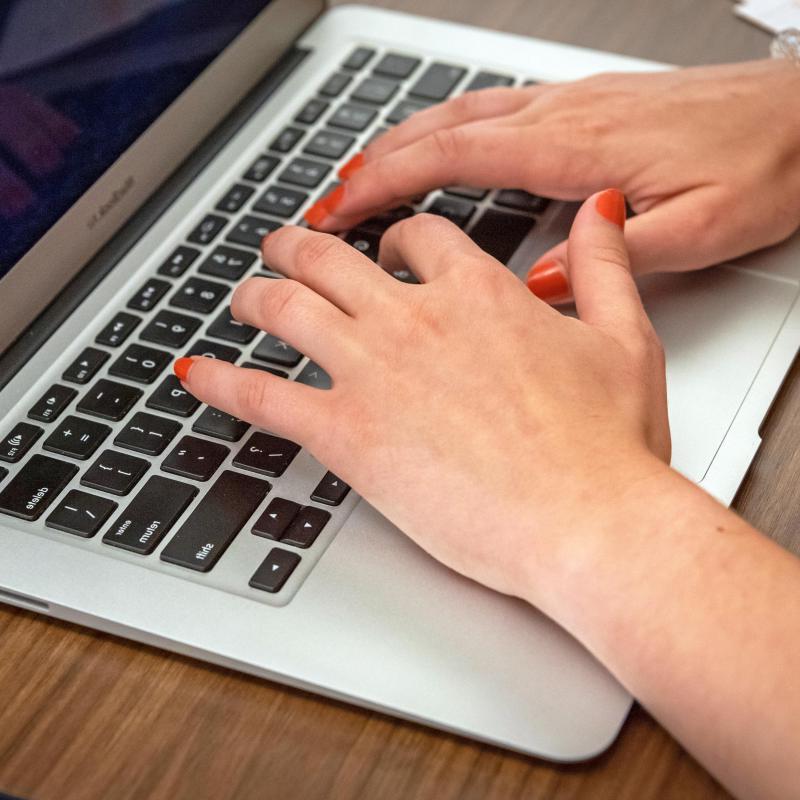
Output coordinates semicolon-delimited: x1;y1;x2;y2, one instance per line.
1;1;798;762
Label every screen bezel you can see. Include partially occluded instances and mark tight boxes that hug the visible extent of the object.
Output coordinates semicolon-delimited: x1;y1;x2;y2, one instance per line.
0;0;324;353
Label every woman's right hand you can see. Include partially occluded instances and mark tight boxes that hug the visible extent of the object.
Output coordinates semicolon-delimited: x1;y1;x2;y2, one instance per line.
308;58;800;303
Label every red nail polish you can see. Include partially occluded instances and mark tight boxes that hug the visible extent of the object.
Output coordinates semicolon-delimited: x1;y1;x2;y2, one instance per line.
596;188;626;230
338;152;365;180
304;201;329;228
320;183;346;213
526;259;570;302
174;357;194;382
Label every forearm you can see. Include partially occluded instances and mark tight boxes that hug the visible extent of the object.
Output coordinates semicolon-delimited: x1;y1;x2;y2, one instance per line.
527;460;800;800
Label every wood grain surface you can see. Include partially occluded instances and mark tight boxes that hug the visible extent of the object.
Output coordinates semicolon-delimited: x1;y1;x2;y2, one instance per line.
1;2;792;799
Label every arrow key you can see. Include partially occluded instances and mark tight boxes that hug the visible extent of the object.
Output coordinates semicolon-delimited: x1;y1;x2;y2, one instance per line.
282;506;330;549
249;548;301;593
311;471;350;506
252;496;300;540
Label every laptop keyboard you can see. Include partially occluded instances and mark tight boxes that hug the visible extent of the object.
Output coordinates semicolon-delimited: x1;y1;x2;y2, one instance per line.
0;45;551;604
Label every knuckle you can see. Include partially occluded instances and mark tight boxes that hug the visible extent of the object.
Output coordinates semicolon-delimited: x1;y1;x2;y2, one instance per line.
589;243;630;273
293;233;341;276
259;279;304;325
428;127;464;162
236;373;270;419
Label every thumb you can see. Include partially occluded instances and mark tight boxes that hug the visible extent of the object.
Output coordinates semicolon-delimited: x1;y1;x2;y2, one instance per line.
562;189;648;331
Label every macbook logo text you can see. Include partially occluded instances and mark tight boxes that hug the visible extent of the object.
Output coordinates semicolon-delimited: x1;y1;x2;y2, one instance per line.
88;175;135;229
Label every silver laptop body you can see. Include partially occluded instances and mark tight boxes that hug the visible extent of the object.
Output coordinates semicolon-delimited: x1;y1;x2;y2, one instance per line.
1;2;798;761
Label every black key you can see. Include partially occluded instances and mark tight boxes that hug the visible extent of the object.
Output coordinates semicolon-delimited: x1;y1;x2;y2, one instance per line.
295;97;329;125
76;379;142;421
249;548;301;593
0;422;42;463
46;490;117;538
384;264;419;284
0;466;6;483
103;475;198;555
282;506;330;549
170;277;230;314
386;98;430;125
146;376;200;417
162;435;229;482
319;72;352;97
278;158;331;189
425;196;476;228
295;361;331;390
494;189;550;214
140;310;201;348
184;339;241;363
253;185;308;218
27;384;77;424
351;77;399;106
0;454;77;521
302;131;355;161
115;412;181;455
43;415;110;460
252;497;300;540
207;307;258;344
127;277;171;312
233;432;300;477
360;205;414;236
198;245;256;281
328;103;377;132
81;449;149;496
187;214;228;246
269;126;305;153
311;472;350;506
215;183;255;214
63;347;109;384
444;185;488;201
109;344;171;384
465;71;515;91
96;312;141;348
344;229;380;262
226;215;282;249
409;62;467;101
374;53;421;79
192;407;249;442
160;470;270;572
243;154;280;183
470;209;536;264
342;46;375;71
241;362;288;379
157;245;201;278
252;334;302;367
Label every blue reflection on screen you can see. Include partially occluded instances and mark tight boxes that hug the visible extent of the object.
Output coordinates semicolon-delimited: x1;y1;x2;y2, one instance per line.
0;0;271;278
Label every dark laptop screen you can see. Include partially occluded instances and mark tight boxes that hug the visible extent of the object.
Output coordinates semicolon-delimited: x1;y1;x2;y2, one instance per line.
0;0;272;279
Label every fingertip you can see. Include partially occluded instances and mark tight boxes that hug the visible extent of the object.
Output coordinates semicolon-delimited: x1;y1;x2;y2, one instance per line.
594;188;626;230
173;356;196;383
338;152;365;180
526;258;571;303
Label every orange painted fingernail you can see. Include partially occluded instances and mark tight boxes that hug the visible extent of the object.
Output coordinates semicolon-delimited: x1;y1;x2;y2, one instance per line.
304;201;329;228
174;357;194;382
338;152;365;180
320;183;346;213
526;259;570;302
596;188;626;230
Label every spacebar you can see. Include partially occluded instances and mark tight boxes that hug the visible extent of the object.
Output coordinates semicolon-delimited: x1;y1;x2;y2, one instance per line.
160;470;270;572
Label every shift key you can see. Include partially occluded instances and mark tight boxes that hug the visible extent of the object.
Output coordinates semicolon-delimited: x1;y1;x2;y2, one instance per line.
103;475;197;554
160;470;270;572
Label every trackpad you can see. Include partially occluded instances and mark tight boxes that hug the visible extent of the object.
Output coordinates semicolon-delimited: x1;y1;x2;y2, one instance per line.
638;267;798;482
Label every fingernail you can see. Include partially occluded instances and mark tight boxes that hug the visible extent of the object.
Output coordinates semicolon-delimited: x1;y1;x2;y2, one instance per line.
304;201;329;229
338;152;365;180
596;188;626;230
320;183;346;213
174;357;195;383
526;259;570;302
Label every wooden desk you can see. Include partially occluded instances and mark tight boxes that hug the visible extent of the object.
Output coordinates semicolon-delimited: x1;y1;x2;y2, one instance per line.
1;2;795;798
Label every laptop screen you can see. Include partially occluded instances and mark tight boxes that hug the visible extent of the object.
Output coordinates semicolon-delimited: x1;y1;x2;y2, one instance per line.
0;0;274;280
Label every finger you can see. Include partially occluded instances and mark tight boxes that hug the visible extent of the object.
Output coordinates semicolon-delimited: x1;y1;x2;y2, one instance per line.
231;276;359;368
367;86;542;160
378;212;493;283
260;225;397;315
174;357;327;445
307;123;601;233
566;188;649;333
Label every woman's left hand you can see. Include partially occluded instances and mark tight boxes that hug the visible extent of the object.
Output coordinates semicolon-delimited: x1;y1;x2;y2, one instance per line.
176;190;671;605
